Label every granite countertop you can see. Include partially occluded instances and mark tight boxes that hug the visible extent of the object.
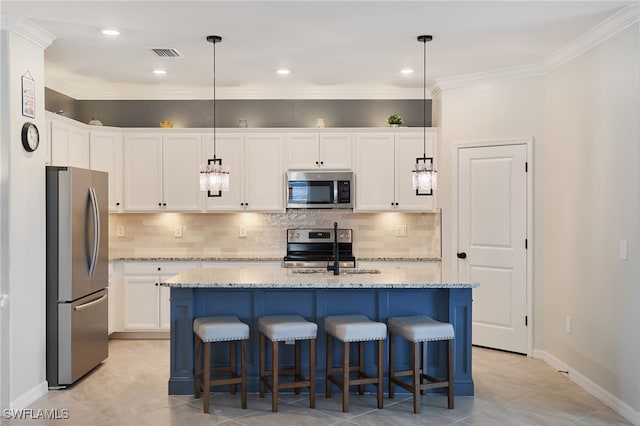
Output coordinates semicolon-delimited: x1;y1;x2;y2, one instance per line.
162;267;477;289
109;256;441;262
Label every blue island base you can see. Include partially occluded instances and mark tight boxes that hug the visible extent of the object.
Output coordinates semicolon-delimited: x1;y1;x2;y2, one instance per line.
168;287;474;396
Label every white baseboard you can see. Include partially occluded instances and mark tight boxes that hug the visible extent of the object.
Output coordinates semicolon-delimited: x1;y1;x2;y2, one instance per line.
533;349;639;426
10;381;47;410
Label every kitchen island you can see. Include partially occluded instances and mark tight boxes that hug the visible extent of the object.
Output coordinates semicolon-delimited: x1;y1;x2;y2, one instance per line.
163;267;478;396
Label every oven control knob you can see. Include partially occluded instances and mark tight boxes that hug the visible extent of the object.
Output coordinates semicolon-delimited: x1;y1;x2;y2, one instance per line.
294;232;300;239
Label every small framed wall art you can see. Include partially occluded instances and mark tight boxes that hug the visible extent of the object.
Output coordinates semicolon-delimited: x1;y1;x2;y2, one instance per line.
22;71;35;118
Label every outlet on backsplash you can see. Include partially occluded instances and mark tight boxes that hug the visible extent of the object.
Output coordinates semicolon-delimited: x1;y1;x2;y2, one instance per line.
173;225;183;238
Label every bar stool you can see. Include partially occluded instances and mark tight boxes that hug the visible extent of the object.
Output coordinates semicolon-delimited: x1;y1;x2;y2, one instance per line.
193;316;249;413
324;314;386;412
259;315;318;412
388;315;454;414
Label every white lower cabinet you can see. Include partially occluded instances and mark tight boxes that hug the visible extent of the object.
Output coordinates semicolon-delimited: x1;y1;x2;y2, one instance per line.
120;262;197;332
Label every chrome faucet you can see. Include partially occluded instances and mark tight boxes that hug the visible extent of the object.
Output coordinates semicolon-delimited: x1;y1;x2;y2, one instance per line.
327;221;340;275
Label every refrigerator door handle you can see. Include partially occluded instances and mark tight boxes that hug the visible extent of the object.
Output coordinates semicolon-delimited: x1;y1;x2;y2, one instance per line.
88;186;100;276
73;294;107;311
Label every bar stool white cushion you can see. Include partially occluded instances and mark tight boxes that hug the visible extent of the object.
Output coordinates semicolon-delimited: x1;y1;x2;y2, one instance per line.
259;315;317;341
193;316;249;343
388;315;454;342
324;314;387;342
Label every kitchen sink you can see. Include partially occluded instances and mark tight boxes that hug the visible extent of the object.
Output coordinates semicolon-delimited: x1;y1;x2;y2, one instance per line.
289;268;381;275
341;269;381;275
289;268;329;275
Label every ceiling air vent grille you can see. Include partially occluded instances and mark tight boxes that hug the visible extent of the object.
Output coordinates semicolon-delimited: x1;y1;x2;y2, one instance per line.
151;48;181;58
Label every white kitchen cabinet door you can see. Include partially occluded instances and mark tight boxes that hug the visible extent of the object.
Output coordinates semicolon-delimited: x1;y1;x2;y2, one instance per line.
122;275;161;330
287;133;352;169
394;132;435;211
49;118;90;168
320;133;352;169
90;130;123;212
159;286;172;331
123;134;163;211
244;133;285;212
162;134;203;211
287;133;320;169
203;133;244;211
354;133;395;211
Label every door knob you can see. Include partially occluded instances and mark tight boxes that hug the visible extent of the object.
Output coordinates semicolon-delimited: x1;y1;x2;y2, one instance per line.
457;252;467;259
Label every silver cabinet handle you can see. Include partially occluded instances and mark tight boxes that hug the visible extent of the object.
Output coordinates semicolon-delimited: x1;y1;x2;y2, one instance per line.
74;294;107;311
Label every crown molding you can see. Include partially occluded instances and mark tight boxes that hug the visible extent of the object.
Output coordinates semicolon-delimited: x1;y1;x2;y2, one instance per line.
45;79;429;101
432;64;546;95
543;3;640;73
3;17;55;49
433;3;639;94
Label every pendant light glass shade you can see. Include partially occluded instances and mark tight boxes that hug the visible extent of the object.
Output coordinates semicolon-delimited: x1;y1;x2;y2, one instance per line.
201;35;229;196
412;35;437;194
412;161;437;192
200;163;230;192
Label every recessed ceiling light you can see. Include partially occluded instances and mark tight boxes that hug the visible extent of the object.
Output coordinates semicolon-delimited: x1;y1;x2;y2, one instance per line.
153;69;167;75
101;29;120;36
277;69;291;75
400;68;414;74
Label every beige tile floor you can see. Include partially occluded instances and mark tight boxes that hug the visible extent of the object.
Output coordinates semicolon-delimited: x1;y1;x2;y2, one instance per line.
3;340;632;425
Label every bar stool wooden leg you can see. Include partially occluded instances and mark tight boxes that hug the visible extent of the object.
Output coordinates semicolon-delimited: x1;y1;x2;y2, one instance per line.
295;340;301;395
194;336;202;398
448;339;454;409
413;341;420;413
377;339;384;409
203;341;212;413
309;338;316;409
342;341;350;413
388;332;395;399
325;333;332;398
241;339;247;409
259;333;266;398
230;340;236;395
358;341;365;395
271;339;279;412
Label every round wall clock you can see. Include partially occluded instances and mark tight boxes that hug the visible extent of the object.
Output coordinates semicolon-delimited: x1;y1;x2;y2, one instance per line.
21;122;39;152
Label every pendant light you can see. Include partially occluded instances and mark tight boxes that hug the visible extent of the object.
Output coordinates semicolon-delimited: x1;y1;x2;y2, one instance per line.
200;35;230;196
412;35;437;195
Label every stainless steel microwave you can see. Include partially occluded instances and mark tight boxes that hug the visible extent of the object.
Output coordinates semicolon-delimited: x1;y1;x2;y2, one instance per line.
286;170;353;209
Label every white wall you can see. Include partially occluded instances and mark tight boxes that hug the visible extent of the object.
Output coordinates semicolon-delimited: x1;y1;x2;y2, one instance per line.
0;18;52;409
437;21;640;421
543;23;640;414
436;77;546;348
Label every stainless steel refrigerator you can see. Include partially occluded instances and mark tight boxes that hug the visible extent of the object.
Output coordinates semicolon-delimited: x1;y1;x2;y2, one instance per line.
46;166;109;388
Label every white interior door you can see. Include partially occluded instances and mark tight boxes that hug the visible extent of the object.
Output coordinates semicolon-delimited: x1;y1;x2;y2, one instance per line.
457;144;528;353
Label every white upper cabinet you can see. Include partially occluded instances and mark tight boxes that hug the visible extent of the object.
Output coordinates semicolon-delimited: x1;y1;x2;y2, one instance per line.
49;116;90;168
287;133;352;169
162;134;203;211
203;133;284;212
355;131;436;212
203;133;244;211
355;133;396;211
90;130;123;212
243;133;285;212
123;133;202;212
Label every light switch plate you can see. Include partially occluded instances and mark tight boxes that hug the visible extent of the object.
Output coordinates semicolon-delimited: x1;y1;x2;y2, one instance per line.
620;239;628;260
394;225;407;237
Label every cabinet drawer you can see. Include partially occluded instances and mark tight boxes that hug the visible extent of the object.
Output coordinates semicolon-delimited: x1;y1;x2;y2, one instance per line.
123;262;198;275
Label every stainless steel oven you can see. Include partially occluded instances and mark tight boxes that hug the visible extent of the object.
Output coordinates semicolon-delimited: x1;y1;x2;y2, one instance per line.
283;228;356;268
286;170;353;209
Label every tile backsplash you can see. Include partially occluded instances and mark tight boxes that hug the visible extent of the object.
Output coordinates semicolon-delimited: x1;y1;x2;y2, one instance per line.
109;210;440;259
